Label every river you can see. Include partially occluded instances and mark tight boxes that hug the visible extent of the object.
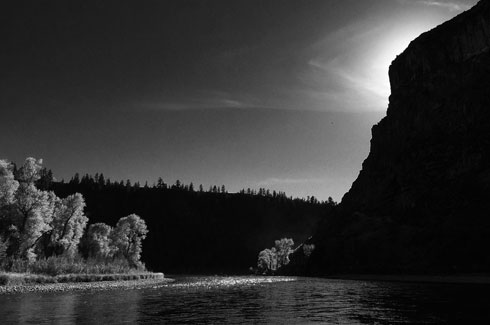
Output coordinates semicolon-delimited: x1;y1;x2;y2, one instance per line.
1;275;489;323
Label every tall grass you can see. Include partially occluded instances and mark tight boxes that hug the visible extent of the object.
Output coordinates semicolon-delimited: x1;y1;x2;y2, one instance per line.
0;255;163;286
0;272;164;286
7;256;146;276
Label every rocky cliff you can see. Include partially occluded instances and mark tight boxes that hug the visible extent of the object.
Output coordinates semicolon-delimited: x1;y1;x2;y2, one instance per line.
342;0;490;215
309;0;490;274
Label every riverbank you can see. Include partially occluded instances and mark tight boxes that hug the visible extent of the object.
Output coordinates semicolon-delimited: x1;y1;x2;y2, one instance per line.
326;274;490;285
0;272;170;294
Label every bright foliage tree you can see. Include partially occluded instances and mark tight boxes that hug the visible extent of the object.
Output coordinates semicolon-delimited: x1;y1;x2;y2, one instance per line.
112;214;148;266
50;193;88;256
0;157;149;268
257;238;294;274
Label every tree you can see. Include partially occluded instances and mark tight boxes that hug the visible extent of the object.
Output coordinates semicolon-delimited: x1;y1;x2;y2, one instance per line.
157;177;166;189
302;244;315;257
257;247;277;274
16;189;58;260
17;157;43;184
112;214;148;266
174;180;182;189
50;193;88;256
70;173;80;185
84;223;113;259
12;158;57;260
0;159;19;207
98;173;105;186
257;238;295;274
37;168;54;190
1;157;152;270
274;238;294;268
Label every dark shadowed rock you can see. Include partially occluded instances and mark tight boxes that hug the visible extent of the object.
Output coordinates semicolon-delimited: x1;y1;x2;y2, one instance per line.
309;0;490;274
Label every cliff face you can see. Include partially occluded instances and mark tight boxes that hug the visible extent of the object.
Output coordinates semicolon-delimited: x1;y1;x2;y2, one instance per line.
310;0;490;273
343;0;490;216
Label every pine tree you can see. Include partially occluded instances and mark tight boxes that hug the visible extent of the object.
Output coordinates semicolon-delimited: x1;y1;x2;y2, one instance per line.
98;173;105;186
71;173;80;185
157;177;165;188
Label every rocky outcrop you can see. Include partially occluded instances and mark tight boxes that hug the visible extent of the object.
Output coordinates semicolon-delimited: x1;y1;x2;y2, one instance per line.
310;0;490;274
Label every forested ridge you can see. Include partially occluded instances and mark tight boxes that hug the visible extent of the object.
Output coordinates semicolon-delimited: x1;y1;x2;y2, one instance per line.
38;171;334;274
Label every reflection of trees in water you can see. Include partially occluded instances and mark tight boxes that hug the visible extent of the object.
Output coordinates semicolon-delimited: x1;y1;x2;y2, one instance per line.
17;293;76;323
74;290;142;323
6;290;142;323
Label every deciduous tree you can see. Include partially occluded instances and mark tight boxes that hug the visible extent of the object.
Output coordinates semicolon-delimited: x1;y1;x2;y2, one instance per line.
257;247;277;274
13;158;57;260
274;238;294;268
112;214;148;266
85;222;113;258
0;160;19;207
50;193;88;256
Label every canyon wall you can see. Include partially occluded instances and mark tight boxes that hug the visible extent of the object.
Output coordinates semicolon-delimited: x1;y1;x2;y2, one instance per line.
310;0;490;273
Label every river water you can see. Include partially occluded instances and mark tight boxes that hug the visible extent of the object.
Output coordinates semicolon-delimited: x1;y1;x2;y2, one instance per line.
1;275;489;324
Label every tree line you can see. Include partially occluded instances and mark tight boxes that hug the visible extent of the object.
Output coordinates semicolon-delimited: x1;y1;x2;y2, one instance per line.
35;170;335;205
50;172;334;274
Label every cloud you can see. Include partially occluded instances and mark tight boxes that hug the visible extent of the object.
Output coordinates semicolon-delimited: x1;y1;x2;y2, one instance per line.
133;91;272;112
308;58;390;100
402;0;473;12
297;22;395;112
298;9;446;113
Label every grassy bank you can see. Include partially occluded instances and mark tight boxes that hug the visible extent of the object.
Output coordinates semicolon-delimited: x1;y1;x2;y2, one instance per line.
5;256;147;276
0;256;165;288
0;271;164;286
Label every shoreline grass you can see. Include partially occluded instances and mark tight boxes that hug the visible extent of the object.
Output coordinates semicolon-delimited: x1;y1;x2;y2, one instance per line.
0;271;164;286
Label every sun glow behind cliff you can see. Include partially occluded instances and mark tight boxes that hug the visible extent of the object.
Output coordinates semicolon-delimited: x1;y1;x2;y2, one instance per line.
370;27;431;98
308;17;447;112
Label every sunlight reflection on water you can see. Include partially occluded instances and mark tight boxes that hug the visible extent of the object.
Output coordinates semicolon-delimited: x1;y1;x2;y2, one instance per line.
163;276;297;290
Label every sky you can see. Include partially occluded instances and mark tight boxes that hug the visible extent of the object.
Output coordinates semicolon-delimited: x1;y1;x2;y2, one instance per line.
0;0;479;201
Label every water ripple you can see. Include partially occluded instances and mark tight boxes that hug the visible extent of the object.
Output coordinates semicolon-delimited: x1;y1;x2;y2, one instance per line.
1;276;489;324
